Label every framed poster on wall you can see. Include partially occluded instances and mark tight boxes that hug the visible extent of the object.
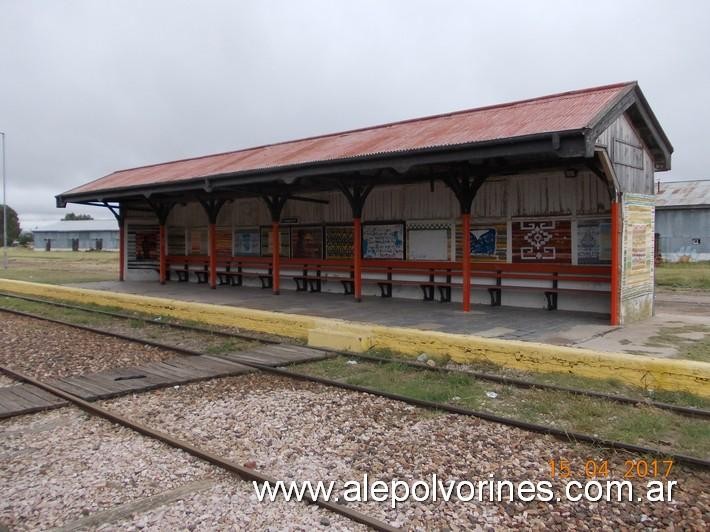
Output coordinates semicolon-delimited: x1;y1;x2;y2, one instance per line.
325;225;354;259
291;226;324;259
577;220;611;264
362;222;405;259
406;221;452;261
233;228;260;256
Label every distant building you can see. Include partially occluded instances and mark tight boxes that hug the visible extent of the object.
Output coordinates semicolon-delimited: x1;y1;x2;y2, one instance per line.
32;219;119;251
655;179;710;262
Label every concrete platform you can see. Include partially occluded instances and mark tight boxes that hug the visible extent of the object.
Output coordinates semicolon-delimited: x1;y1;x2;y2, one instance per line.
72;280;614;345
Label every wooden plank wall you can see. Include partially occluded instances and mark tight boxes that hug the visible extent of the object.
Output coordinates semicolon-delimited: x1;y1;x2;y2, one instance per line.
120;169;613;276
169;169;609;229
595;113;655;194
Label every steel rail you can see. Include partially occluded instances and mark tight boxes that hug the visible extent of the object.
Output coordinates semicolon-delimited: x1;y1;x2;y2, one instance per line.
2;306;709;469
1;291;708;419
0;364;397;532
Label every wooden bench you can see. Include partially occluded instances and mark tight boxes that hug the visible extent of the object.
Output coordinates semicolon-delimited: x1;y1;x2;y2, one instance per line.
282;259;353;293
470;264;611;310
217;257;274;289
360;260;458;301
165;256;209;283
356;261;610;308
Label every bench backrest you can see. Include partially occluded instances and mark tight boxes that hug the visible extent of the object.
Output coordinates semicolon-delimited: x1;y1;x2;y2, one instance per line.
166;255;208;266
171;255;610;283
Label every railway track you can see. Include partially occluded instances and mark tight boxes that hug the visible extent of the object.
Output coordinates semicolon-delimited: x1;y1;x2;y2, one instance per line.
1;290;708;419
0;365;396;532
1;301;709;469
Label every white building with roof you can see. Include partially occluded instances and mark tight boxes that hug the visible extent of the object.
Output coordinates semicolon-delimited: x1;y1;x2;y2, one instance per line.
32;219;119;251
655;179;710;262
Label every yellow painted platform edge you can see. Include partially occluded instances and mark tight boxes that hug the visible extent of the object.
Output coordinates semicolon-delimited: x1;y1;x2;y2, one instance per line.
2;279;709;397
0;279;318;340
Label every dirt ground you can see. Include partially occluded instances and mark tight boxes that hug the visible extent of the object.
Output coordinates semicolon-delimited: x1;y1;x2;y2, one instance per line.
577;289;710;362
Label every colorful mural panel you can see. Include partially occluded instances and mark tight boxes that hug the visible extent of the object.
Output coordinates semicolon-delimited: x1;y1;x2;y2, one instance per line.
454;221;507;261
512;220;571;263
325;225;353;259
620;193;655;321
471;223;507;262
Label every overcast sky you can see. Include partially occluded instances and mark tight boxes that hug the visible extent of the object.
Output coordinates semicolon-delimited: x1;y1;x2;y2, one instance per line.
1;0;708;228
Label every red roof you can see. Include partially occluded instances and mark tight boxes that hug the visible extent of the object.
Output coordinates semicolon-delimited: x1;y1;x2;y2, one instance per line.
65;82;635;196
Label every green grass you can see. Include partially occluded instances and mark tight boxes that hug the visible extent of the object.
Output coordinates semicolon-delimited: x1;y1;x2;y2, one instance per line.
655;261;710;290
683;336;710;363
299;356;710;459
203;339;249;355
0;294;115;326
365;348;710;409
0;247;118;284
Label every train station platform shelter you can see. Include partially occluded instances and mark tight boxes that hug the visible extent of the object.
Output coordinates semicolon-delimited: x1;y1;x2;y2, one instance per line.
57;82;673;325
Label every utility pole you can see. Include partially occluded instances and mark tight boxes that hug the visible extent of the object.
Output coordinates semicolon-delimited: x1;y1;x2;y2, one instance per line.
1;131;6;270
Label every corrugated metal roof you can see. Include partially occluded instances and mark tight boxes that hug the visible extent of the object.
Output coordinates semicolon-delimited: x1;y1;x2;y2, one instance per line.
33;219;118;233
64;82;635;196
656;180;710;207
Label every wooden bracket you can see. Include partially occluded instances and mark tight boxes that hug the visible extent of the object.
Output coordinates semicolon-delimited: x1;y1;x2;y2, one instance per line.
337;181;375;218
102;202;124;224
442;166;487;214
145;199;176;225
198;198;227;224
262;194;289;222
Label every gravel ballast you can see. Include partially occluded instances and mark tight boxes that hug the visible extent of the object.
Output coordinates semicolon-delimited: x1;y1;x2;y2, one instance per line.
104;374;710;530
1;309;707;529
0;313;176;379
0;407;365;531
96;480;365;532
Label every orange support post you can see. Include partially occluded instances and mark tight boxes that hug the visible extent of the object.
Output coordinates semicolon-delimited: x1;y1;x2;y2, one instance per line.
461;213;471;312
208;223;217;289
159;224;167;285
353;217;362;302
118;220;125;282
610;200;621;325
272;222;280;295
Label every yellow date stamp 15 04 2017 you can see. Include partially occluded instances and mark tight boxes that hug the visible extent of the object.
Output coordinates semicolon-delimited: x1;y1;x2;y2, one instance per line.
548;458;674;479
